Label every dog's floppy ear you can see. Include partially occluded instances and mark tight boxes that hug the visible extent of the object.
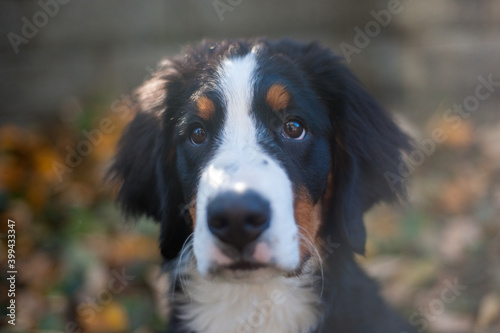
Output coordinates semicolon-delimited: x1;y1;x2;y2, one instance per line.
330;79;411;254
108;62;191;260
109;69;172;221
109;110;163;220
297;42;412;254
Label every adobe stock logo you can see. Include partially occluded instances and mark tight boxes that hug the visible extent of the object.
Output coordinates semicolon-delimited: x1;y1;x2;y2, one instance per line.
236;289;286;333
52;117;116;182
7;0;71;54
384;73;500;192
212;0;244;21
407;278;467;333
339;0;413;63
64;267;136;333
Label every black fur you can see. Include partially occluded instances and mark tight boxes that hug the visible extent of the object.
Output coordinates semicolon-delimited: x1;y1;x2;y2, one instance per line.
109;38;415;332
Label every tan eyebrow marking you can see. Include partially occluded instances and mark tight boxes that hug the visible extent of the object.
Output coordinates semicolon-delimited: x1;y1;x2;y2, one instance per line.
196;96;215;119
266;83;290;110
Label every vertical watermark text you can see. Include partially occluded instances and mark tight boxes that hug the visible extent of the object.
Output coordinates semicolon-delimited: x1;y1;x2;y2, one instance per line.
6;219;17;326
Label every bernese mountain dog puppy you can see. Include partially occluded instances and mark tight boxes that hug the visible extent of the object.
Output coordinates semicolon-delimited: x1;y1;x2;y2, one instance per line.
109;38;415;333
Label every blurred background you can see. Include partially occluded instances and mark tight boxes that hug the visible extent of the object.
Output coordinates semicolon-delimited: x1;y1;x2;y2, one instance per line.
0;1;499;332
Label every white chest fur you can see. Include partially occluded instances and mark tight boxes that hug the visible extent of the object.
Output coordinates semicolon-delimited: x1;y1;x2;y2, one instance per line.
177;270;320;333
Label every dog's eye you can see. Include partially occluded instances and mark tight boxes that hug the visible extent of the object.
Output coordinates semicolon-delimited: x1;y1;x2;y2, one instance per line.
282;120;306;140
190;126;207;144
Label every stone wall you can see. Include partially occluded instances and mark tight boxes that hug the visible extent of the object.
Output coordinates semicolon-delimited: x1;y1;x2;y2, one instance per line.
1;0;499;124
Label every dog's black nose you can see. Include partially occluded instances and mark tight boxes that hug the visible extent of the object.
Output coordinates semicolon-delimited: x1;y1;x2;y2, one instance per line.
207;190;271;251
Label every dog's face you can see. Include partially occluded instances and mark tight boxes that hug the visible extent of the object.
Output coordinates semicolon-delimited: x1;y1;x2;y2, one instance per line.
179;52;331;278
110;39;410;281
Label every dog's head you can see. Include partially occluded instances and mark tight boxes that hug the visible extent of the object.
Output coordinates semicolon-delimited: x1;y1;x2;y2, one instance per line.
109;39;411;281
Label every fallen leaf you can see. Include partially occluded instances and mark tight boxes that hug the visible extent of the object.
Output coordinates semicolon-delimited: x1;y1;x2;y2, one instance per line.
80;301;129;332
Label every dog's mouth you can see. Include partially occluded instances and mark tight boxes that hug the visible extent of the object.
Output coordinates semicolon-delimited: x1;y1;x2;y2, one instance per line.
210;261;282;282
204;254;312;283
225;260;268;271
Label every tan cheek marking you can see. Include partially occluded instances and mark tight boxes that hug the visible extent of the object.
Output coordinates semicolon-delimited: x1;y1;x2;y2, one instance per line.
322;170;334;207
189;196;197;229
196;96;215;120
293;189;322;259
266;83;290;110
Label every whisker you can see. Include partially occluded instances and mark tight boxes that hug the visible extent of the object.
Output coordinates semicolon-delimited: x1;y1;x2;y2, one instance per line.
296;225;325;299
171;233;194;302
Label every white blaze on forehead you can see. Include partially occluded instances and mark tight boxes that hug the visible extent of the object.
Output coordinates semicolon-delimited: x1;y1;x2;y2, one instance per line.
217;53;258;148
